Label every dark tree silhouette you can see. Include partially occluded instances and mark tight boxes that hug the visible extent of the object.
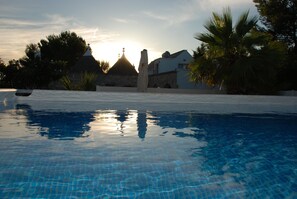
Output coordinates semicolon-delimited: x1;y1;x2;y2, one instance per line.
254;0;297;90
39;31;87;70
189;8;286;94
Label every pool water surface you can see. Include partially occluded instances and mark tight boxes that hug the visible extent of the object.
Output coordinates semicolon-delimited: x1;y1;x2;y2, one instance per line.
0;103;297;198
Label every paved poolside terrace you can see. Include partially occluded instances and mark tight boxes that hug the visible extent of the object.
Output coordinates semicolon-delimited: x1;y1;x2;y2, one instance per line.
1;89;297;114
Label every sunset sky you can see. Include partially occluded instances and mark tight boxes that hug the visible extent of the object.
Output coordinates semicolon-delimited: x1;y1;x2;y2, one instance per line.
0;0;258;67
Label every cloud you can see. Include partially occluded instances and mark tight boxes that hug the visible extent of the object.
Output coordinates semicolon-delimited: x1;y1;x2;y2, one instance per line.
197;0;253;10
0;4;23;15
0;14;77;30
0;18;39;29
112;18;129;24
0;15;119;63
142;1;204;26
72;27;120;44
142;0;256;27
142;9;196;27
0;13;159;66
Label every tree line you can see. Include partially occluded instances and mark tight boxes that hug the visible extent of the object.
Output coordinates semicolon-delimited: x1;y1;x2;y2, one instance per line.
0;31;109;89
189;0;297;94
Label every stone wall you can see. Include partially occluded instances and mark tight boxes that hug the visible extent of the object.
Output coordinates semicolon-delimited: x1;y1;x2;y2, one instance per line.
148;71;177;88
97;74;138;87
278;90;297;96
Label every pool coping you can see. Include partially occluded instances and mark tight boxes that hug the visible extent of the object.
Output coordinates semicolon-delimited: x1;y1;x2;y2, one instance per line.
8;89;297;114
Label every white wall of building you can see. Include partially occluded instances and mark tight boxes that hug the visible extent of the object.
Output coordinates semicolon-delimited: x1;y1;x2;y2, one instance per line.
148;50;222;90
149;50;207;89
158;51;193;74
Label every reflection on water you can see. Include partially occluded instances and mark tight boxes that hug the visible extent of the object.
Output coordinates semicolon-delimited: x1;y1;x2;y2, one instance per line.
1;104;297;198
16;104;95;140
11;104;203;143
137;112;147;139
14;105;155;140
90;110;150;139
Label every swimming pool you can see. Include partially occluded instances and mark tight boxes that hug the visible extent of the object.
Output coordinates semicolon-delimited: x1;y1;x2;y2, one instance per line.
1;90;297;198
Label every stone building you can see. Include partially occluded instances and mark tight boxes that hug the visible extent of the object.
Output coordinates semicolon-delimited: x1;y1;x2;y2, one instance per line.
69;44;104;84
98;48;138;87
148;50;209;89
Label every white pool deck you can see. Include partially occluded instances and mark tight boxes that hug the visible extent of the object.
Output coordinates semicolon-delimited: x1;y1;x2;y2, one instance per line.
1;89;297;114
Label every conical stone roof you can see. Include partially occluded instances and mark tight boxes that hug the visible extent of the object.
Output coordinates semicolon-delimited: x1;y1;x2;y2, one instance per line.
71;45;103;74
108;54;138;76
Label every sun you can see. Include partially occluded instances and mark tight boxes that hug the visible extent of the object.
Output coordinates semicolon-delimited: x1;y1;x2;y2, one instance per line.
91;40;145;71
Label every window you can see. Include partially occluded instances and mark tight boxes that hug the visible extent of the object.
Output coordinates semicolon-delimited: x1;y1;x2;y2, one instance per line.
178;63;189;69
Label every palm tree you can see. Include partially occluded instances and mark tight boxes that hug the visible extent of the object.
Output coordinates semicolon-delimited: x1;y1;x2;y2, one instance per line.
190;8;285;94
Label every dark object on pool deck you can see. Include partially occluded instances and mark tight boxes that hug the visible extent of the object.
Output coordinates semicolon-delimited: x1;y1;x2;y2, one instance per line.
15;89;33;96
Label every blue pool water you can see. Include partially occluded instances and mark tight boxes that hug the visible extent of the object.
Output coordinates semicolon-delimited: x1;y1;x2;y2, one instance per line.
0;103;297;198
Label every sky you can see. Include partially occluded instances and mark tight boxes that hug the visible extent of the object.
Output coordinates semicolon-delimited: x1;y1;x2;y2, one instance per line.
0;0;258;67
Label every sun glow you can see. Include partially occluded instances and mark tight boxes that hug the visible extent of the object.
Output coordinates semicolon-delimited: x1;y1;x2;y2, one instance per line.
91;40;145;70
89;110;140;135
